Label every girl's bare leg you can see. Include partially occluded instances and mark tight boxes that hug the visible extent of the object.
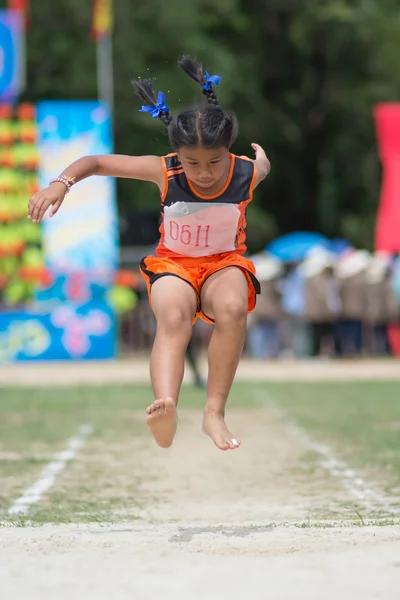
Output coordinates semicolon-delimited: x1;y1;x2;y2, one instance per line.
200;267;249;450
147;276;197;448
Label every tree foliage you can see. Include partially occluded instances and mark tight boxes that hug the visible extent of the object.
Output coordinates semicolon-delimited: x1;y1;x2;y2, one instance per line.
2;0;400;250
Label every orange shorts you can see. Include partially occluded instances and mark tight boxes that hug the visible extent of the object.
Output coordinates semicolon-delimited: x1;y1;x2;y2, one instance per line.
140;252;260;324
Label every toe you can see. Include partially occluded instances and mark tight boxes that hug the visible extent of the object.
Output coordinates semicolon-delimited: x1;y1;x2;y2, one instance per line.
147;400;163;416
226;438;240;450
216;440;230;451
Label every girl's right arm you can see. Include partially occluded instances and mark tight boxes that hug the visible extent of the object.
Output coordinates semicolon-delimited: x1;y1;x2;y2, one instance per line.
28;154;164;223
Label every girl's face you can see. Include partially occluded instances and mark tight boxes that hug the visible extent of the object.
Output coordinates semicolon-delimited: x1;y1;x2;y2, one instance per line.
178;146;230;190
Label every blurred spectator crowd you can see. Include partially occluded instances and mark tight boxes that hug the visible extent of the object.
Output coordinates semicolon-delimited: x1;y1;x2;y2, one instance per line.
247;249;400;359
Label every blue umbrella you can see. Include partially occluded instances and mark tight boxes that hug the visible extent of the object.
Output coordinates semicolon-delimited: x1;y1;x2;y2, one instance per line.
329;238;352;256
266;232;330;263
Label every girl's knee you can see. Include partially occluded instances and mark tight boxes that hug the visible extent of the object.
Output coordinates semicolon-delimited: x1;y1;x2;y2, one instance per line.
156;306;194;333
214;296;248;324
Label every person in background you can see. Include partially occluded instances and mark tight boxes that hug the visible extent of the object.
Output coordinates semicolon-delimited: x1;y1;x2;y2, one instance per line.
300;247;339;358
391;254;400;314
390;254;400;357
335;250;370;357
186;323;207;387
365;252;398;355
246;254;283;359
280;261;309;358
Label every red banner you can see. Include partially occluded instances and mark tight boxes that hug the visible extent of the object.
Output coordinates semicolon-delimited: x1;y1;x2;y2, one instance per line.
8;0;28;9
374;103;400;252
7;0;29;28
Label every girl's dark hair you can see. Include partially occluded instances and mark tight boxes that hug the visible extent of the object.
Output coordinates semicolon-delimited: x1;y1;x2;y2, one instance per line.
132;78;173;128
132;56;238;150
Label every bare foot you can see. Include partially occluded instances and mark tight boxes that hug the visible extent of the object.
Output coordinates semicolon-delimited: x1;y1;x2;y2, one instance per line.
202;411;241;451
146;397;177;448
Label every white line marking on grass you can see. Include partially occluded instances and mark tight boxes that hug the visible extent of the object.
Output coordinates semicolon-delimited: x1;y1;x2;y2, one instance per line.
254;388;400;516
8;424;92;516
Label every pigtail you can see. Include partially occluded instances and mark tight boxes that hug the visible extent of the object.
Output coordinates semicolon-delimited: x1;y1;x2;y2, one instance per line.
132;78;173;127
178;56;221;107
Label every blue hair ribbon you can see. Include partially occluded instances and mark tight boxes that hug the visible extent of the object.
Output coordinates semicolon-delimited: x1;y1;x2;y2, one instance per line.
139;91;169;118
202;71;222;92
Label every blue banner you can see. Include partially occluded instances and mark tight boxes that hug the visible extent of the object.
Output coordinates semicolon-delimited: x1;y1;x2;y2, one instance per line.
0;10;23;101
35;271;111;305
0;302;116;362
36;101;119;274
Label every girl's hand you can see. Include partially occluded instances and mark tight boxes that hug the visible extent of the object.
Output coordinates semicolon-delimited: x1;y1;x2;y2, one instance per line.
251;143;271;185
28;182;67;223
251;143;266;159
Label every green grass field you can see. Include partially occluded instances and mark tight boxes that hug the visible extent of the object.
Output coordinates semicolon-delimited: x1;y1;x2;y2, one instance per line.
1;380;399;526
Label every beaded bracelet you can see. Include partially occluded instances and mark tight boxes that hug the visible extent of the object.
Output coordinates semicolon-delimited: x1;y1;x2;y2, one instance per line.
50;175;76;194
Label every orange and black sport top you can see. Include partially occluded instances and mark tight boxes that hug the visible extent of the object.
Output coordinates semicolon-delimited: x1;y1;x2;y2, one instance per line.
156;152;257;259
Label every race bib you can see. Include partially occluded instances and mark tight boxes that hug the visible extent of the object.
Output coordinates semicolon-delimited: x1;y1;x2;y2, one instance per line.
163;201;241;257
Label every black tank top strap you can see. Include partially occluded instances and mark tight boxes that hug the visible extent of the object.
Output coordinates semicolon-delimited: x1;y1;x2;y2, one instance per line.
164;153;181;172
228;155;255;202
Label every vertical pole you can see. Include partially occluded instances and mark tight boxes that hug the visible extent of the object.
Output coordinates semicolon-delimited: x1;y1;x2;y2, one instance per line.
96;30;114;119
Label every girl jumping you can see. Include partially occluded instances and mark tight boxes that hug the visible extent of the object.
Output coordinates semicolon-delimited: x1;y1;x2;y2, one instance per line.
27;57;270;451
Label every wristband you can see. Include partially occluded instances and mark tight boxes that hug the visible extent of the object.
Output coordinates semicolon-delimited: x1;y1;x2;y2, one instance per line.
50;175;76;194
